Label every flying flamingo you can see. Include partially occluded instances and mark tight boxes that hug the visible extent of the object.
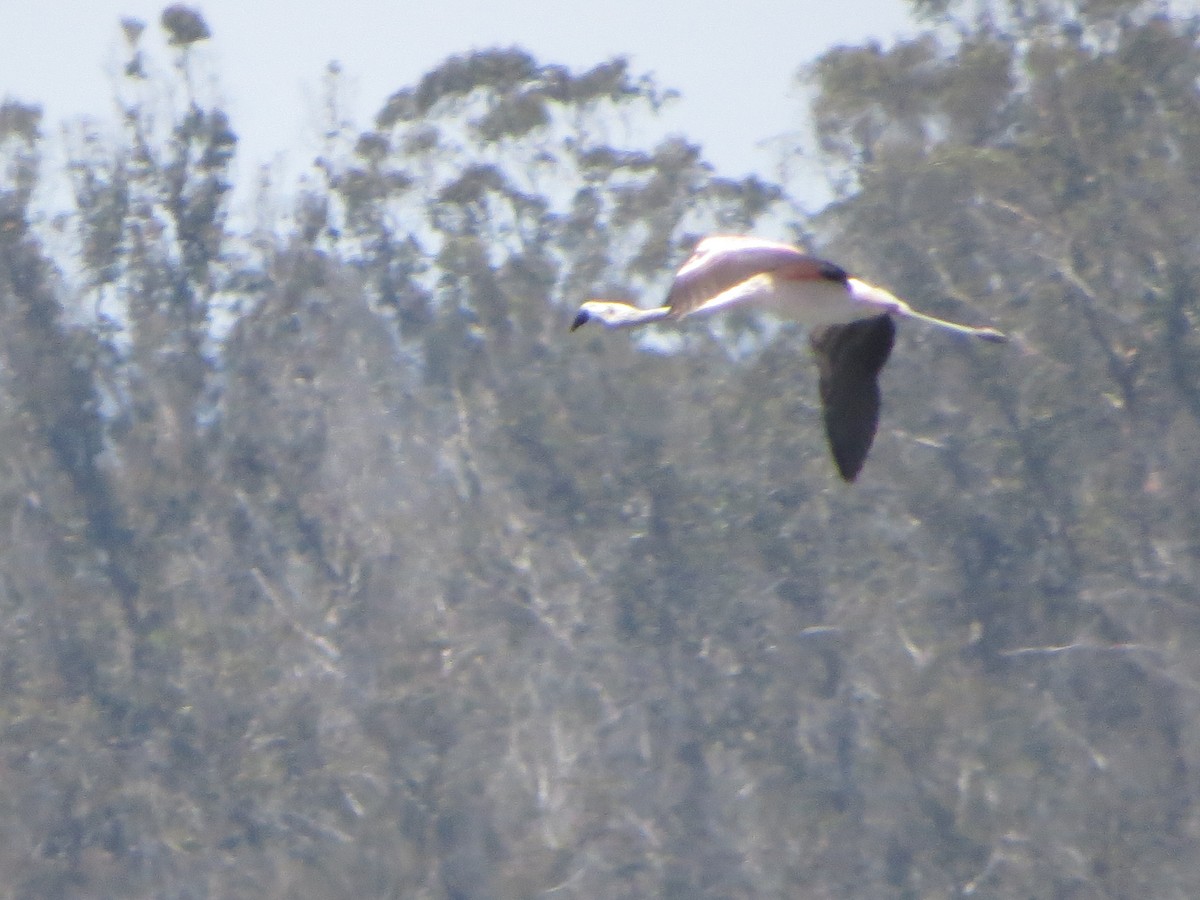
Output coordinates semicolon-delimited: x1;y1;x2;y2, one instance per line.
571;236;1007;481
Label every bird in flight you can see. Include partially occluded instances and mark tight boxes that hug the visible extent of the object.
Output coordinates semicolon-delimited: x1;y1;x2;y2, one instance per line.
571;235;1007;482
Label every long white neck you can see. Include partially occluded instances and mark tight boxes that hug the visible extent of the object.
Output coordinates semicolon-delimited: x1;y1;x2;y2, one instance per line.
572;301;671;330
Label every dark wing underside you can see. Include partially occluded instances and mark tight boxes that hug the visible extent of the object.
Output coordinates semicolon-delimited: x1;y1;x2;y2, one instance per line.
809;314;896;482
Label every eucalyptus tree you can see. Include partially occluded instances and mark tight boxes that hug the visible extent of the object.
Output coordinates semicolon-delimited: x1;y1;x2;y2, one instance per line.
224;47;796;897
10;0;1199;894
786;0;1200;894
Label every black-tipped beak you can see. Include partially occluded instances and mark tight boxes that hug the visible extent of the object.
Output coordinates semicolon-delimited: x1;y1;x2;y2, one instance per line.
570;310;589;331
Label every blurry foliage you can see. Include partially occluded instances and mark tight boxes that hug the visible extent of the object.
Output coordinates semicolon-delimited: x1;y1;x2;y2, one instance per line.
0;1;1199;897
160;5;210;47
801;0;1200;892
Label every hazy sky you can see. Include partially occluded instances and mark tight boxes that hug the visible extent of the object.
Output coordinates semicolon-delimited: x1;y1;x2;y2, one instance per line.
1;1;915;193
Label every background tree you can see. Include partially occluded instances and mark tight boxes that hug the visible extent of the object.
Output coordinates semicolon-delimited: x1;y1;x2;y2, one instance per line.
799;0;1200;893
1;1;1199;896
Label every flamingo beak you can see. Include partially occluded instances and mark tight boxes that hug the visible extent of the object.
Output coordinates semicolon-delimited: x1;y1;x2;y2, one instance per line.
570;310;590;331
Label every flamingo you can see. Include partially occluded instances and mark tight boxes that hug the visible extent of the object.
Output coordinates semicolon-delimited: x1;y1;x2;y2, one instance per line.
570;235;1007;481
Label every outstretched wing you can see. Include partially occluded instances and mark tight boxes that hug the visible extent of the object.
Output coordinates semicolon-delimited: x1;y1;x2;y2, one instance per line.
809;314;896;482
666;236;847;319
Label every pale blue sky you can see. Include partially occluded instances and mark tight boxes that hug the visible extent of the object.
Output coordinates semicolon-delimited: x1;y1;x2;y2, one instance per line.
2;1;915;196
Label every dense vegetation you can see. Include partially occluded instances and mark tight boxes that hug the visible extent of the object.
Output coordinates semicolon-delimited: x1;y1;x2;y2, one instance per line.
2;1;1199;895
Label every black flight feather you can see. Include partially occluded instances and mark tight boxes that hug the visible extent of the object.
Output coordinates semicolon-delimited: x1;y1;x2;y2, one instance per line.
809;314;896;482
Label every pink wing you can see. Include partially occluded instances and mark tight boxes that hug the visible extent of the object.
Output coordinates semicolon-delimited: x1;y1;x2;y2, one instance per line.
665;236;848;318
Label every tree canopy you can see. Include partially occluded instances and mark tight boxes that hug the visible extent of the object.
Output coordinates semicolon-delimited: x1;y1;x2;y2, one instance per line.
1;1;1199;896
